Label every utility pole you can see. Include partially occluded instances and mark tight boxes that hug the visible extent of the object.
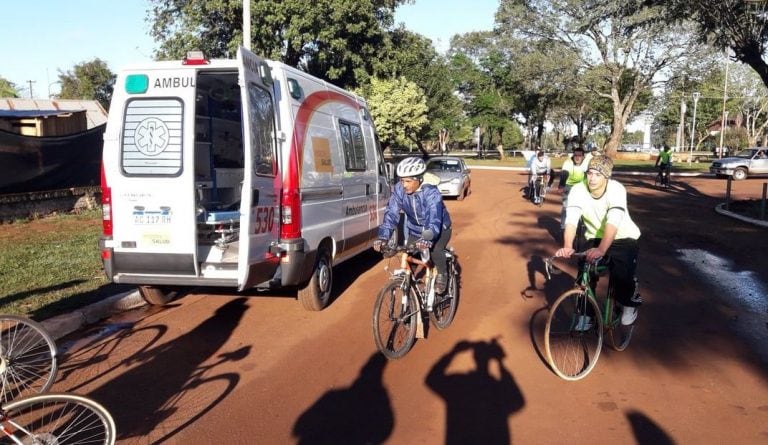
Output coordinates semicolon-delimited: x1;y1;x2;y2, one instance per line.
26;80;35;98
719;58;730;159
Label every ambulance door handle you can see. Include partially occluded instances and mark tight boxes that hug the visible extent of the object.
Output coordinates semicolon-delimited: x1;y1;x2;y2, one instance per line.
251;189;259;206
366;184;373;196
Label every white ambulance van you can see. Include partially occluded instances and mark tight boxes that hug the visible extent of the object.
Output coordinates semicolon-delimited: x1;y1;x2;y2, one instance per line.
100;47;391;311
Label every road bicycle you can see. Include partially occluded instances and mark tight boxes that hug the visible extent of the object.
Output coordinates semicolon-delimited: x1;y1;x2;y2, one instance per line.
0;315;58;404
530;174;549;206
0;392;116;445
372;242;460;359
0;315;116;444
543;253;635;380
654;164;671;189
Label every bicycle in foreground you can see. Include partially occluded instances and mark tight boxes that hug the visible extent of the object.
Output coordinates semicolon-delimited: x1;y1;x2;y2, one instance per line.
543;253;635;380
373;242;460;359
0;315;116;444
654;164;671;189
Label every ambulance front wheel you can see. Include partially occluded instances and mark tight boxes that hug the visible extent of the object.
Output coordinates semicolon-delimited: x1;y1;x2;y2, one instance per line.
297;247;333;311
139;286;176;305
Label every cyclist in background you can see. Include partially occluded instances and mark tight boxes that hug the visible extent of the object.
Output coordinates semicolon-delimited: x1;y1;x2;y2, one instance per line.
555;155;642;326
373;157;453;294
529;150;554;204
655;145;673;185
557;147;589;229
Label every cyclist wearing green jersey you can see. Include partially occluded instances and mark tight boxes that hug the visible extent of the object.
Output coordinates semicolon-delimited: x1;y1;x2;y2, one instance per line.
655;145;672;182
555;155;642;325
557;147;588;229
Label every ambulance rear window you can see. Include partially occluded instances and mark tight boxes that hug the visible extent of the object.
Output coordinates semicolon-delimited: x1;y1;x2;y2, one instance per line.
121;98;183;176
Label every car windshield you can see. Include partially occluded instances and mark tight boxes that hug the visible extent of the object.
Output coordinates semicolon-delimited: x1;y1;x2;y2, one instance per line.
735;149;760;158
427;160;462;172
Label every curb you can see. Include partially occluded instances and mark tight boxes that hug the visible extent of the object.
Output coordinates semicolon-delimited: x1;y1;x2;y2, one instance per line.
40;290;147;340
714;203;768;229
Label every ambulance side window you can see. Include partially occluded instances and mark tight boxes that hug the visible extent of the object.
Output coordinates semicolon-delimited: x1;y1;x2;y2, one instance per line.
247;84;276;176
339;121;366;171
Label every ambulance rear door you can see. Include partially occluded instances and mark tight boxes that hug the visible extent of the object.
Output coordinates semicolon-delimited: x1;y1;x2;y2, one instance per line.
236;47;280;290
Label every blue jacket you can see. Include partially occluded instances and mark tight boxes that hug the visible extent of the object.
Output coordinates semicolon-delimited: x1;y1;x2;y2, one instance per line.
378;182;452;241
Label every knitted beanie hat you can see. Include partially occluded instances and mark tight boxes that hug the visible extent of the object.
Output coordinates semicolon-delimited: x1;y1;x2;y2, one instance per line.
588;155;613;178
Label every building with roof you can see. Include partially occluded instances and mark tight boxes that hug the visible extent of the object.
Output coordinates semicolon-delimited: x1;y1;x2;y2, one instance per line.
0;98;107;136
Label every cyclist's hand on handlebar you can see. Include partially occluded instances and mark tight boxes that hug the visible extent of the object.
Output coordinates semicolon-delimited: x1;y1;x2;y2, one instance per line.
416;239;432;250
373;239;386;252
555;247;575;258
585;247;605;264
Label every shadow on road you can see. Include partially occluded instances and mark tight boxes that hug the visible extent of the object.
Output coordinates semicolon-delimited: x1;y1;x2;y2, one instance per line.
426;338;525;444
292;353;393;444
85;298;249;442
626;409;676;445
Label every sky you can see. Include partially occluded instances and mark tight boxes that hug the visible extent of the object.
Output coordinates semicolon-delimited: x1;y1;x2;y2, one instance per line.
1;0;498;99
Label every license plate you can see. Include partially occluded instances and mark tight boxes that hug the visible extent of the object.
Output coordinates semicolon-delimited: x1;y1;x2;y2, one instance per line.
134;214;172;225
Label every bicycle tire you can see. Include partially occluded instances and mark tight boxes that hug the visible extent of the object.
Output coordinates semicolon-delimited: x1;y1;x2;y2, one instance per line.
544;289;603;381
606;300;635;351
1;392;116;445
429;259;459;330
0;315;58;404
372;280;418;359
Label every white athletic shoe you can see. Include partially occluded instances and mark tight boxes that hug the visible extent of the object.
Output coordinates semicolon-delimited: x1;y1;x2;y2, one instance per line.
621;305;638;325
574;315;594;332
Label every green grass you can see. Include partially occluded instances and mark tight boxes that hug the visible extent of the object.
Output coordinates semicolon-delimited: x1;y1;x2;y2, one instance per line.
465;156;710;173
0;209;132;321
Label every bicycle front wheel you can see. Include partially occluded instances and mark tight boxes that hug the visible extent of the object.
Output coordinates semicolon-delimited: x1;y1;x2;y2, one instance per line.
0;315;58;404
544;289;603;381
430;263;459;330
606;300;635;351
372;280;418;359
1;393;116;445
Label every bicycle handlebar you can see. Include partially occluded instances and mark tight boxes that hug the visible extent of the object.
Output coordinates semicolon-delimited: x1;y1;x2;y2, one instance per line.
544;252;603;281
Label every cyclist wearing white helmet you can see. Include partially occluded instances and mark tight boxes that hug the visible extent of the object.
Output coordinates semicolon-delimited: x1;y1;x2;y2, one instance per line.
374;156;453;293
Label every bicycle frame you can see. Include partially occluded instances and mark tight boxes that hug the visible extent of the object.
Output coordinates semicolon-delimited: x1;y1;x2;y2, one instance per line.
0;412;35;445
388;248;436;337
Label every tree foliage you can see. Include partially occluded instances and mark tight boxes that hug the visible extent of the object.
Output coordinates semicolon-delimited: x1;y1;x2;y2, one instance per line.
149;0;410;88
375;28;464;147
496;0;705;156
357;77;428;149
57;59;116;109
0;77;19;98
639;0;768;89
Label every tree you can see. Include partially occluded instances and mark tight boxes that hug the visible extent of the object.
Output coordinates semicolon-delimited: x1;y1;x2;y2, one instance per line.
0;77;19;98
375;28;464;149
357;77;428;150
496;0;705;157
640;0;768;89
57;59;116;109
149;0;411;88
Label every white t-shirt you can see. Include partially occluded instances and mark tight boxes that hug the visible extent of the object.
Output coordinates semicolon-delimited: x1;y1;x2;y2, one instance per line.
565;180;641;240
530;157;551;175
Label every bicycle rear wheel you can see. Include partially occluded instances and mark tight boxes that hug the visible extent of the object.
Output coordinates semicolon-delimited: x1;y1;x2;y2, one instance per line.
606;300;634;351
1;392;116;445
544;289;603;381
430;261;459;330
0;315;58;404
372;280;418;359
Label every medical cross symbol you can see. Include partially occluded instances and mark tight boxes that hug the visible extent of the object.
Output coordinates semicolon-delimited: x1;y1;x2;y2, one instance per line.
135;118;169;156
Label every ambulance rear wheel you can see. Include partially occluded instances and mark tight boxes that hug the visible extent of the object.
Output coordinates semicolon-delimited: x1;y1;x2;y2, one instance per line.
139;286;175;306
298;247;332;311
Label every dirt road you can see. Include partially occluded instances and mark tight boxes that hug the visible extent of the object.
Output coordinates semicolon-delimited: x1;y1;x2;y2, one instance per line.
55;170;768;444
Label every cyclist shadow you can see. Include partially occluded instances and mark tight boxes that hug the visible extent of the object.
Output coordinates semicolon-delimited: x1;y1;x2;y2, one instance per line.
292;353;393;444
426;338;525;444
84;298;249;442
